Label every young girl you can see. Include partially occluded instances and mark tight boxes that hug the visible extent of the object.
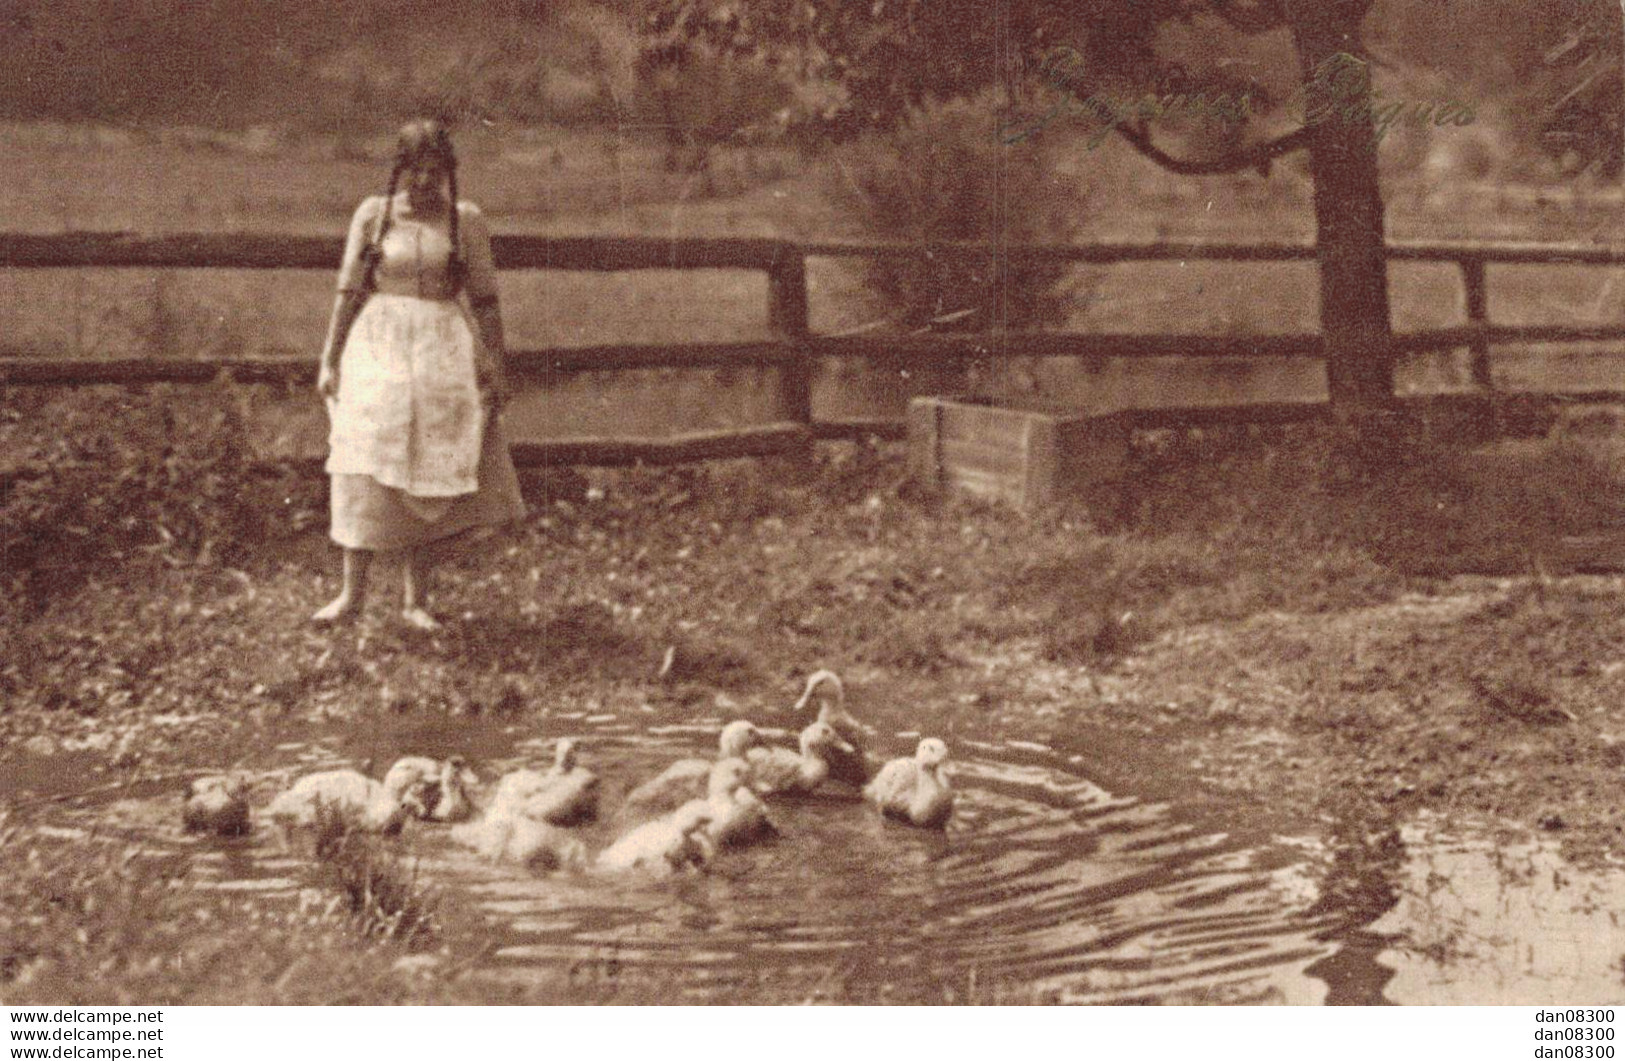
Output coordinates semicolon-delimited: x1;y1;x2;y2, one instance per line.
313;119;525;630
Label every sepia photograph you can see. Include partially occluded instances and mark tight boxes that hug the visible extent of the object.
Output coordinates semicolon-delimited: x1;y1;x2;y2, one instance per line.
2;0;1625;1013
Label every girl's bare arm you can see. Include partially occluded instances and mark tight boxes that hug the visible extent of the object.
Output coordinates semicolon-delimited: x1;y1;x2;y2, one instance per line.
470;296;509;407
317;290;368;399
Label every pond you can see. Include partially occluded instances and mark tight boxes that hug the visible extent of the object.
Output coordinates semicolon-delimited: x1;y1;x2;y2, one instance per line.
13;708;1625;1004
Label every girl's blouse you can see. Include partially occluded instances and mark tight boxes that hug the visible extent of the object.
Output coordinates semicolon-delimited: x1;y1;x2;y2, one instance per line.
335;194;498;303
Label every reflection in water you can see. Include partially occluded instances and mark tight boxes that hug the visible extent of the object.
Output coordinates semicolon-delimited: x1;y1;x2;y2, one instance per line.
39;718;1344;1003
29;720;1625;1003
1374;816;1625;1005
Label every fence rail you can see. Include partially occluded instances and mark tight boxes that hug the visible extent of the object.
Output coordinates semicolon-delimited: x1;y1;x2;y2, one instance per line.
5;233;1625;464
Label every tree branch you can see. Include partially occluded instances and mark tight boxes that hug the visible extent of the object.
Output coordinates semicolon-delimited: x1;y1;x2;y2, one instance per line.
1113;119;1315;176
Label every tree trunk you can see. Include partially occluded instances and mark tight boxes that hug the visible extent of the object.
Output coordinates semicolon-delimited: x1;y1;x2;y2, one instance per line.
1283;0;1396;412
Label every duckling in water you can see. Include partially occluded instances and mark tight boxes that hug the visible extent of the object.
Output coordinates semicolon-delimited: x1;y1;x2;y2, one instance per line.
451;811;587;872
863;738;955;830
681;758;774;849
487;738;599;827
380;756;478;823
182;774;251;837
792;670;874;786
597;802;717;875
263;768;425;835
747;721;856;798
620;720;764;818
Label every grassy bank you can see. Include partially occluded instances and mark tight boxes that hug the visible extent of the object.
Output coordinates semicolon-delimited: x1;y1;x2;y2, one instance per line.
6;394;1625;999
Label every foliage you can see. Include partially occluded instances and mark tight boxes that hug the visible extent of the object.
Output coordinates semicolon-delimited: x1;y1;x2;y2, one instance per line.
0;383;303;618
636;0;1215;139
827;93;1090;332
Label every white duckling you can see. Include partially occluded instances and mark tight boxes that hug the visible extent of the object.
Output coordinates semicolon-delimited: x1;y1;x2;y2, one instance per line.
683;757;775;849
793;669;875;786
597;801;717;875
488;738;599;827
451;811;587;872
263;768;425;835
182;774;251;837
863;737;955;830
620;720;764;818
380;755;478;823
746;721;857;798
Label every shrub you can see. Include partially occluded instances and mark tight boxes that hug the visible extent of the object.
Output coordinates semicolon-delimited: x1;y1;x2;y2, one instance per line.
0;383;279;616
827;91;1092;333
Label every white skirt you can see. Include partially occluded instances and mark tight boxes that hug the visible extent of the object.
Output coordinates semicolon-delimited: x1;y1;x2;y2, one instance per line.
325;294;487;498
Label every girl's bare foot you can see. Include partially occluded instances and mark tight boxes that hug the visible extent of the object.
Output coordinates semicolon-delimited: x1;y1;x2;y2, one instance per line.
312;595;360;625
400;606;442;632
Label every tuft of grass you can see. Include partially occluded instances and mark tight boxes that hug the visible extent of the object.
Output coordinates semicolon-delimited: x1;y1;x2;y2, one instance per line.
307;804;440;949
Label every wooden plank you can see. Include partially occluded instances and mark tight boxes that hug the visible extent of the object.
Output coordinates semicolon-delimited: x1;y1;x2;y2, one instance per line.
806;333;1326;361
7;322;1624;388
0;233;342;270
0;233;792;272
767;253;812;426
509;342;795;374
494;235;789;272
803;239;1625;267
1393;323;1625;352
508;423;812;467
5;232;1625;272
814;419;908;442
0;357;228;385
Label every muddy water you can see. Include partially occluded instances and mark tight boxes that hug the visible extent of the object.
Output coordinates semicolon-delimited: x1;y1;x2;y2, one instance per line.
19;717;1625;1004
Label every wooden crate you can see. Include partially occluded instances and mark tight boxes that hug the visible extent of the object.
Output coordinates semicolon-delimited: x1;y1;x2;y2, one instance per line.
908;396;1130;510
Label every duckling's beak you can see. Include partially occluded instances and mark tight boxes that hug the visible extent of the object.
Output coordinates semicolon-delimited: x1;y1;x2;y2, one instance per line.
833;736;857;754
403;789;432;818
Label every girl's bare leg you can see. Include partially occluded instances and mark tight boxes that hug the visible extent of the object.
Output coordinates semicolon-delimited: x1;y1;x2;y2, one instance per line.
400;547;441;631
313;548;370;623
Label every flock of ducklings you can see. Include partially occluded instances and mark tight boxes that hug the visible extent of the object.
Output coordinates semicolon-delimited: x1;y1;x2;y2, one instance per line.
181;671;956;877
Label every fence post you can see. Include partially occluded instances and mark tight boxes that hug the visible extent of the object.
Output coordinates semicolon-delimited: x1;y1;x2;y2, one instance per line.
1460;256;1491;389
768;249;811;430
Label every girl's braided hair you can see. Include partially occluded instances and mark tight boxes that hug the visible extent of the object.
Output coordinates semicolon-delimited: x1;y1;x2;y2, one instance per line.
361;118;467;294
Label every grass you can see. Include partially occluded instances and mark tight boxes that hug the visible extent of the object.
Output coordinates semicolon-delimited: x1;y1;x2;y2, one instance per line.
0;819;435;1005
307;803;440;948
5;403;1625;1000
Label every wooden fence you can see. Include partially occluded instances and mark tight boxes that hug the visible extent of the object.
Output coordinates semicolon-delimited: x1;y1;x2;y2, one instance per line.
3;233;1625;465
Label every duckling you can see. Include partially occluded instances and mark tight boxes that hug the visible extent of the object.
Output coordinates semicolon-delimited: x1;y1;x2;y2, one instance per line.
501;817;589;872
597;801;717;874
682;757;775;849
488;739;599;826
263;768;425;835
451;811;587;872
863;737;955;829
182;774;251;837
792;669;875;786
380;756;477;822
620;720;764;818
746;721;856;798
430;756;478;822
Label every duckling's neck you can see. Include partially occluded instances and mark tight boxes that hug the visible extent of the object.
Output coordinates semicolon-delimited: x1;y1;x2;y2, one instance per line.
817;703;852;729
